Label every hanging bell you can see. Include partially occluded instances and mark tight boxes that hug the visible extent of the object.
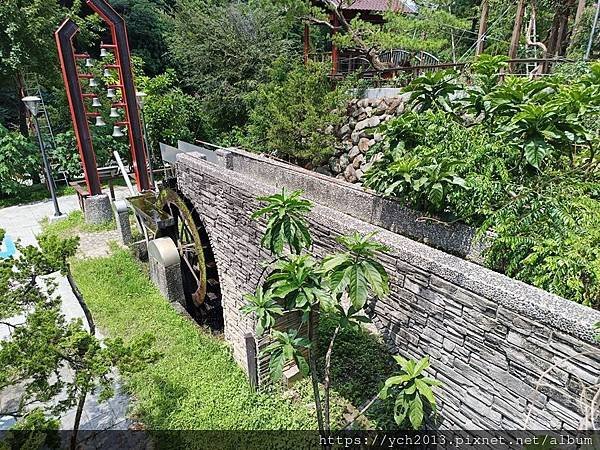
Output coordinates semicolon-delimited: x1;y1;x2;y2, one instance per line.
112;126;125;138
85;58;93;68
103;68;111;77
91;97;102;108
109;107;120;118
95;116;106;127
100;48;108;58
89;78;98;87
107;88;115;98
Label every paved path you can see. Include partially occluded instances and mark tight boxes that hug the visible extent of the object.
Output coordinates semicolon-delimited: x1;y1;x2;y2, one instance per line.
0;189;134;431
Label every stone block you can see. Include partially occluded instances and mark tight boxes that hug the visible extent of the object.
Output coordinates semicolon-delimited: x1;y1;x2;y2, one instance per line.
84;194;112;225
113;200;132;245
147;237;185;306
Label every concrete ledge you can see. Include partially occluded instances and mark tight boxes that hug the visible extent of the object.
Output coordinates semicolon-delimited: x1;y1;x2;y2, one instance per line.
223;147;488;262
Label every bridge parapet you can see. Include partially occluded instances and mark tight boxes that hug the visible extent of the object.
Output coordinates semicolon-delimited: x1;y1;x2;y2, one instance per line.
175;146;600;430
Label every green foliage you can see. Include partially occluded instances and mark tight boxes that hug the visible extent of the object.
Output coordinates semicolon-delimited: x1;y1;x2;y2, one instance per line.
52;129;129;178
241;286;283;336
0;230;157;429
71;249;318;432
406;70;461;113
501;103;589;169
267;254;327;314
364;113;470;213
252;189;313;255
0;123;39;197
110;0;171;76
167;0;297;137
244;189;395;430
2;408;60;450
366;65;600;307
263;329;310;381
244;58;347;164
137;70;206;157
328;4;469;60
321;232;390;310
379;356;441;430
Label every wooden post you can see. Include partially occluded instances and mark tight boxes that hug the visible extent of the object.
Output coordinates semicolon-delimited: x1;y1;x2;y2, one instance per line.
303;23;310;65
331;13;339;75
475;0;490;56
508;0;527;71
245;333;258;390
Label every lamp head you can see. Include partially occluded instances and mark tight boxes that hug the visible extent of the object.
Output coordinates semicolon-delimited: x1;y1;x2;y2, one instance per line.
100;48;108;58
92;97;102;108
136;91;147;109
95;116;106;127
21;96;41;116
89;78;98;88
85;58;93;68
109;107;120;118
103;68;111;77
107;88;115;98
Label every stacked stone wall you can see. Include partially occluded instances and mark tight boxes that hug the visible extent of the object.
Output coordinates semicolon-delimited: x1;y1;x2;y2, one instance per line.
176;150;600;431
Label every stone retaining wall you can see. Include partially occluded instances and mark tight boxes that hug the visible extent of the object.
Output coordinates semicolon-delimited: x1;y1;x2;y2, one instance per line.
318;94;409;181
176;148;600;431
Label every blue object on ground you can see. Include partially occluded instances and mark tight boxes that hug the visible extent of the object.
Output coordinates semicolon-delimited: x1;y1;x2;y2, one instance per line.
0;234;16;258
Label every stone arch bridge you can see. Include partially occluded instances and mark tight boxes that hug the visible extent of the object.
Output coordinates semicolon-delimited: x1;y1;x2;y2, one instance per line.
163;142;600;431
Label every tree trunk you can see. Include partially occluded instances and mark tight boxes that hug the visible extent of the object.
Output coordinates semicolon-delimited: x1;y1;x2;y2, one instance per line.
308;307;324;432
508;0;527;70
70;384;88;450
323;325;339;431
476;0;490;56
15;73;28;137
568;0;588;53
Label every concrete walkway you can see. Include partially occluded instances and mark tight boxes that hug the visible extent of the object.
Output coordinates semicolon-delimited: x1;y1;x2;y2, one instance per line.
0;189;134;431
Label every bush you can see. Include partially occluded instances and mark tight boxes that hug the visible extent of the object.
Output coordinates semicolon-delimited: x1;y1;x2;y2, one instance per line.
52;129;130;178
364;65;600;307
0;124;39;197
140;70;206;160
244;58;348;165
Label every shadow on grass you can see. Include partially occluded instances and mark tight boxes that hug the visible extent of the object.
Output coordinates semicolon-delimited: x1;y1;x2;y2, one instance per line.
316;313;398;429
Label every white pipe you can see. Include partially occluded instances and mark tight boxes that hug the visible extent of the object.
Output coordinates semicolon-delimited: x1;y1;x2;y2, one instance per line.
113;151;136;196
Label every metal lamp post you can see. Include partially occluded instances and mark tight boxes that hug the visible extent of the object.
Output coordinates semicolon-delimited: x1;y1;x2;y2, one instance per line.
136;91;154;186
22;96;63;218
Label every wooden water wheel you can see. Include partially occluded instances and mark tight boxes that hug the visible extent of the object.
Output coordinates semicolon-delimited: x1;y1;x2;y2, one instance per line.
156;188;223;330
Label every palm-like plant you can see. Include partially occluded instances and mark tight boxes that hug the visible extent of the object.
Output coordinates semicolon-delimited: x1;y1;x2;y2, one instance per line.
379;355;441;430
241;286;284;336
251;189;312;255
321;232;390;309
267;254;329;315
262;329;310;381
406;70;461;113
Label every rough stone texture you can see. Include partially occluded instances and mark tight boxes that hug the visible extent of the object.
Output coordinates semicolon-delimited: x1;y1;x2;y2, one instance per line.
176;147;600;431
113;200;132;245
83;194;112;225
328;96;408;181
147;237;185;306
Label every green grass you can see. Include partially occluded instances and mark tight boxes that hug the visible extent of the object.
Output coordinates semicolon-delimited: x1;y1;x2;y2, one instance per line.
70;249;399;438
41;210;115;236
70;249;317;435
0;183;75;209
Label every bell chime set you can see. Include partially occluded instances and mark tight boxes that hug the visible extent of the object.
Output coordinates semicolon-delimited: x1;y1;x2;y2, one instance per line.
56;0;151;194
75;46;127;138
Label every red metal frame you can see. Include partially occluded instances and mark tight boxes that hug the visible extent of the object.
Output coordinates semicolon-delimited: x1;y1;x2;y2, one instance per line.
55;19;102;196
87;0;151;192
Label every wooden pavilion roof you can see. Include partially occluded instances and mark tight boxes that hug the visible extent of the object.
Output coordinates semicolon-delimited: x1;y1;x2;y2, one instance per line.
339;0;417;13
